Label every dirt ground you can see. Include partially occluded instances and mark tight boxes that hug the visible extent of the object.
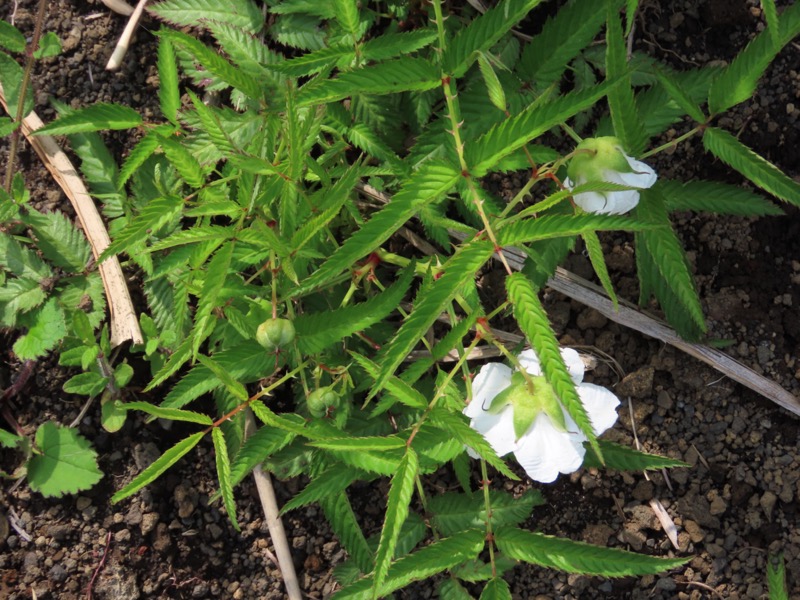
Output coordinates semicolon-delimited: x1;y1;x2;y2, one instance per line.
1;1;799;599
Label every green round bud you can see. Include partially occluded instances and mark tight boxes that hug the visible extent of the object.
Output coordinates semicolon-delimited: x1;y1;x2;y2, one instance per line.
567;136;633;183
307;386;340;418
256;318;296;351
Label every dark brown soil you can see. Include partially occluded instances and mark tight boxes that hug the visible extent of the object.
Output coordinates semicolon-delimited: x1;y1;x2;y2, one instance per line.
1;1;799;599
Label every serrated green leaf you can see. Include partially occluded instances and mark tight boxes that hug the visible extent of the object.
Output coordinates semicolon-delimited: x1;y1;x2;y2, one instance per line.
13;298;67;360
361;30;438;62
159;134;206;188
518;0;611;86
33;32;61;59
28;422;102;497
196;354;249;402
160;341;271;410
123;401;213;425
0;428;23;449
191;242;234;357
119;132;160;188
212;428;239;530
186;91;237;155
310;436;408;452
112;431;204;503
636;188;706;336
334;0;360;37
477;53;507;113
703;127;800;207
653;67;705;123
582;231;618;308
321;492;373;574
99;195;183;261
294;265;413;355
332;529;485;599
443;0;544;78
373;449;419;596
281;463;367;514
0;20;26;53
467;80;617;176
0;50;33;119
708;3;800;114
624;0;639;36
21;208;91;272
657;179;782;216
505;272;599;456
63;371;108;397
157;29;262;99
228;425;295;488
271;12;325;51
480;578;511;600
157;36;180;124
374;240;495;394
494;526;689;576
429;489;542;537
0;278;46;326
582;440;688;471
497;214;646;246
269;44;353;76
606;4;647;155
351;353;428;411
297;57;440;107
767;552;789;600
0;231;52;280
34;103;141;135
151;0;263;32
289;161;461;297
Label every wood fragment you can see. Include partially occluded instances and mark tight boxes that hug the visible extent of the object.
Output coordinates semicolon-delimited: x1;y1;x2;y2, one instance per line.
0;85;143;347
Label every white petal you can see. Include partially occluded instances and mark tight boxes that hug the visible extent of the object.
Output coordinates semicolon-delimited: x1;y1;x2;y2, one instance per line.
573;190;613;214
604;189;641;215
514;413;586;483
517;349;543;376
621;157;658;189
559;348;585;383
464;363;512;418
577;383;621;435
467;404;518;457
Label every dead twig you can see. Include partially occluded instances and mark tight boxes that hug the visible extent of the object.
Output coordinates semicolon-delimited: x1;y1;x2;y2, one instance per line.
0;85;144;347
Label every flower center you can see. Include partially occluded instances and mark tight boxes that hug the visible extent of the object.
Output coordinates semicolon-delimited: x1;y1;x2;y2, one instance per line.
487;373;567;440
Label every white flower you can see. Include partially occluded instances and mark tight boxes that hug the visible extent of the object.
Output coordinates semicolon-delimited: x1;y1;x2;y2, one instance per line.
564;136;657;215
463;348;620;483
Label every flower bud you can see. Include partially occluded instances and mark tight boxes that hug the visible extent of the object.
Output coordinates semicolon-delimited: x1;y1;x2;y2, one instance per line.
307;386;340;418
565;136;657;215
256;318;295;351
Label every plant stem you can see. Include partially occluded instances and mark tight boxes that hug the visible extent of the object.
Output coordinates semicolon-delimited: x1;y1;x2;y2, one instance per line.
4;0;48;193
639;126;703;160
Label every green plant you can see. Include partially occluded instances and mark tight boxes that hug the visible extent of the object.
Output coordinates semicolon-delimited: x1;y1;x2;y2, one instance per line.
4;0;800;595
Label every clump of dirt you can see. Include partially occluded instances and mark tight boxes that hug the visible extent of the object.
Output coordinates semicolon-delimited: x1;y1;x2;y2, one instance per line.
1;1;799;599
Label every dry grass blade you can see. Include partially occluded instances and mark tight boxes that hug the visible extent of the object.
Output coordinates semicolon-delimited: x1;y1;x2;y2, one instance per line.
649;497;680;549
0;84;143;347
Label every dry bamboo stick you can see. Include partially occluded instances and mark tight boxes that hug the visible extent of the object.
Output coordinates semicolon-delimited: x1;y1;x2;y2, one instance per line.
0;85;143;346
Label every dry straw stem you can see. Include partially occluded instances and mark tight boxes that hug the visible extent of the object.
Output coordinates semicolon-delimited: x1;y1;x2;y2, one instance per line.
106;0;149;70
0;84;143;347
244;409;302;600
99;0;135;16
